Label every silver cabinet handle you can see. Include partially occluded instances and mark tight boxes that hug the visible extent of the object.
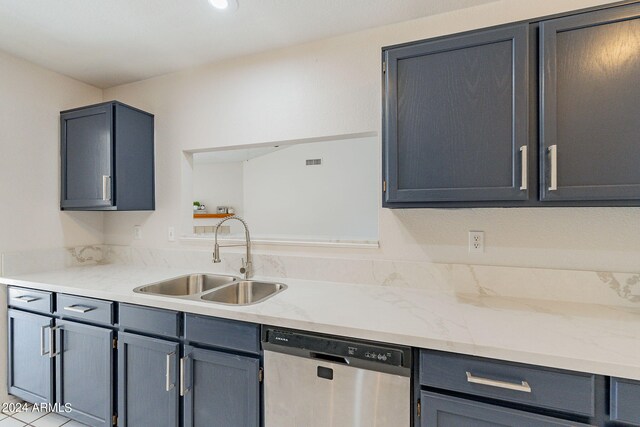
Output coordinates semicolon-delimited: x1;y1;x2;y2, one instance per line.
102;175;111;201
14;295;38;303
548;145;558;191
180;356;191;396
49;326;60;358
466;371;531;393
519;146;528;191
63;305;95;313
166;352;175;392
40;325;49;356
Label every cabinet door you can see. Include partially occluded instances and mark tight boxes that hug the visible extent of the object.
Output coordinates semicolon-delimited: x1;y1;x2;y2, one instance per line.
540;4;640;202
55;320;113;427
611;377;640;425
384;24;530;204
7;309;54;404
420;391;592;427
60;104;114;209
183;345;260;427
117;332;179;427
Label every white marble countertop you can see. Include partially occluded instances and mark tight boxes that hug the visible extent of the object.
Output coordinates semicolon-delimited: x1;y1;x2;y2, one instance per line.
2;264;640;380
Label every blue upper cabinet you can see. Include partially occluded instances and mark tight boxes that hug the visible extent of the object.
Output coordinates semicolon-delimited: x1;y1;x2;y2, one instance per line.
60;101;155;211
539;3;640;203
383;24;531;206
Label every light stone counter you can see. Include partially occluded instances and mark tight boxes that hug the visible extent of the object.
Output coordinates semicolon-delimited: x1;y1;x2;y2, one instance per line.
2;264;640;381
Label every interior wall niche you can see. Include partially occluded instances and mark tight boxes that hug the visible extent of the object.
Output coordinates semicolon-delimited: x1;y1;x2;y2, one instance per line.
183;133;379;246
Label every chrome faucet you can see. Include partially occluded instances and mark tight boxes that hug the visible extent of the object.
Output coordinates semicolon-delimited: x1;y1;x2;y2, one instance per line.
212;216;252;279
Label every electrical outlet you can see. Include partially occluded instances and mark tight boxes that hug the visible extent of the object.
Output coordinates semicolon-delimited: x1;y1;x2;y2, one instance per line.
168;226;176;242
468;231;484;253
133;225;142;240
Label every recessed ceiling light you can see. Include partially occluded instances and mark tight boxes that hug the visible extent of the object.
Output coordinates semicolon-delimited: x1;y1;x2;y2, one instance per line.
208;0;238;11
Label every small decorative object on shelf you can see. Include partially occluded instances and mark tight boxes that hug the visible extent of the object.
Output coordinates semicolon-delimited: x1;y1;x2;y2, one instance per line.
193;201;207;213
217;206;228;214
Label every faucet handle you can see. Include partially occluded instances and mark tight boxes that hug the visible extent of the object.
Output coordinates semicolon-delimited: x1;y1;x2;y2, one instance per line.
239;258;247;274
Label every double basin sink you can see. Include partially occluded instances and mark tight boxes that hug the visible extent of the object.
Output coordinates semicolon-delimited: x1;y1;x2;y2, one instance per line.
134;274;286;306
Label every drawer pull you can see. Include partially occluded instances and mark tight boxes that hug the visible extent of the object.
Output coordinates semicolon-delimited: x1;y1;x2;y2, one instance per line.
180;355;191;396
63;305;95;314
166;352;176;392
49;326;60;358
548;145;558;191
102;175;111;201
40;325;49;356
466;371;532;393
14;295;39;303
519;145;528;191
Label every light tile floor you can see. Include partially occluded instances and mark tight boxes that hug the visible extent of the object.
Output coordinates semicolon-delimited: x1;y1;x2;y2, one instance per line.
1;404;87;427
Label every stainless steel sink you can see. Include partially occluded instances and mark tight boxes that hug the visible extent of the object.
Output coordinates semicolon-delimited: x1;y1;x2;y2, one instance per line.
133;274;286;306
200;281;287;305
134;273;239;296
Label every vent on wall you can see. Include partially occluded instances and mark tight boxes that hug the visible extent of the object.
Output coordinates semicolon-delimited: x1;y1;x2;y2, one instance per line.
306;158;322;166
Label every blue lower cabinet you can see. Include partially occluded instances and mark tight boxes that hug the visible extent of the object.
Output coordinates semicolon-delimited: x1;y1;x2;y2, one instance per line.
420;391;592;427
183;345;260;427
7;309;54;404
611;377;640;425
55;320;114;427
117;332;180;427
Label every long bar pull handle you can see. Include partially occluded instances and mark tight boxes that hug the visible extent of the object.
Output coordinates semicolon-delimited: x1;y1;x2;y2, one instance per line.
102;175;111;201
166;352;176;392
40;325;49;356
519;146;528;191
466;371;531;393
63;305;95;313
180;356;190;396
14;295;38;303
49;326;60;358
548;145;558;191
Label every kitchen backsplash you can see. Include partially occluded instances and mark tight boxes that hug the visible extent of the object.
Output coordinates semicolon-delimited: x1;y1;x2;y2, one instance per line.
2;245;639;308
1;245;108;276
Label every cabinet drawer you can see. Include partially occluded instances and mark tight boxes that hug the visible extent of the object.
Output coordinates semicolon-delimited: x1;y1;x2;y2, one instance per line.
611;377;640;425
184;314;260;355
119;303;180;338
56;294;114;326
420;350;595;416
8;287;53;314
420;391;592;427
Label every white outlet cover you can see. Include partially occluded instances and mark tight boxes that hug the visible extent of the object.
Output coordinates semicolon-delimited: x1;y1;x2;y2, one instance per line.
168;226;176;242
468;231;484;254
133;225;142;240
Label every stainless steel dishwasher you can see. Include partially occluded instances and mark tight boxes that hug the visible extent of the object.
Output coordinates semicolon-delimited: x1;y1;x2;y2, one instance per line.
262;327;412;427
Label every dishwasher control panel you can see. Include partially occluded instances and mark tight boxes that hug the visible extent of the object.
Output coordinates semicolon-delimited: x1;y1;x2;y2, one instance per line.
265;328;408;368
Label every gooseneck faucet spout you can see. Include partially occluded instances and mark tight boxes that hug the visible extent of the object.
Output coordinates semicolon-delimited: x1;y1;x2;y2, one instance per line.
212;216;252;279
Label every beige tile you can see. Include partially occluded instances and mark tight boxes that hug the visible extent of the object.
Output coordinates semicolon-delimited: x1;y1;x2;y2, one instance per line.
61;420;88;427
0;417;27;426
11;408;46;424
30;412;70;427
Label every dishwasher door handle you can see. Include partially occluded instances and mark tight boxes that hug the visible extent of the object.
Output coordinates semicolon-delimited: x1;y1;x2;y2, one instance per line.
310;352;348;365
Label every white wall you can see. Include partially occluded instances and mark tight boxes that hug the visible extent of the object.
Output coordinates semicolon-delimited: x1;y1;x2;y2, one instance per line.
193;160;244;215
101;0;640;273
242;137;378;241
0;50;103;401
192;160;244;235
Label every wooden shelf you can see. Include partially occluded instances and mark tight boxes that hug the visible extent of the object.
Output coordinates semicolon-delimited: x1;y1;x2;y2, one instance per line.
193;213;234;219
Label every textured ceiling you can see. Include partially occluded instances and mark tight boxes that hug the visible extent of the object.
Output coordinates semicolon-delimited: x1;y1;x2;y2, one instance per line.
0;0;494;88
